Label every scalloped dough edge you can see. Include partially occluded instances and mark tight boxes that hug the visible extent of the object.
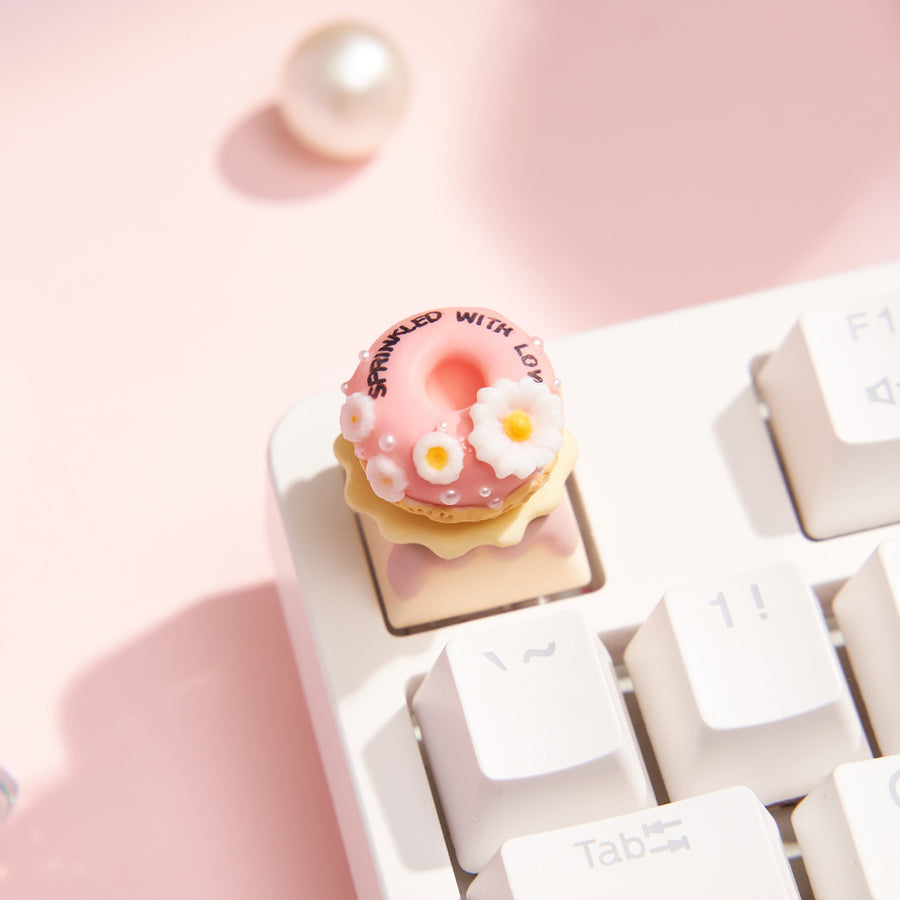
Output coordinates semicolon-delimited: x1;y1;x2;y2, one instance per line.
334;430;578;560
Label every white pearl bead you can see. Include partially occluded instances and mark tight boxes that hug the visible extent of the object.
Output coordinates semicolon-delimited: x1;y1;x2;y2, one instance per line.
279;22;410;161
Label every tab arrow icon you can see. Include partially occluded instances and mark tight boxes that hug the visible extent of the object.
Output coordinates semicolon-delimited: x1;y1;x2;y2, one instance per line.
650;836;691;854
642;818;683;836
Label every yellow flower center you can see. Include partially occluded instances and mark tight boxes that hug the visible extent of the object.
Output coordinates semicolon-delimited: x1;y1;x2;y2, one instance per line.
425;445;449;470
502;409;533;442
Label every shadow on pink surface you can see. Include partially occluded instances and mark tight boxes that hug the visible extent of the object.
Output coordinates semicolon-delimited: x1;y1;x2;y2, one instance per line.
467;0;900;326
0;584;356;900
218;104;364;201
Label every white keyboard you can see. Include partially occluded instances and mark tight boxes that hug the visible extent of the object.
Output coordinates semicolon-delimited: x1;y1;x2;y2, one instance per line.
268;264;900;900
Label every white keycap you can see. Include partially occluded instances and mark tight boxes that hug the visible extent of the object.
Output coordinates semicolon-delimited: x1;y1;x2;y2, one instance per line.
792;754;900;900
467;785;800;900
833;539;900;754
755;296;900;538
411;610;654;873
624;563;870;805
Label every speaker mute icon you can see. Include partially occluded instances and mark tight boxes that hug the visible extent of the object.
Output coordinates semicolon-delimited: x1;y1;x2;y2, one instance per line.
866;377;897;405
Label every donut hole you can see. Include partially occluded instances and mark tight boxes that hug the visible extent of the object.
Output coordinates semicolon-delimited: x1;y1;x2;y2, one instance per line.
426;355;487;410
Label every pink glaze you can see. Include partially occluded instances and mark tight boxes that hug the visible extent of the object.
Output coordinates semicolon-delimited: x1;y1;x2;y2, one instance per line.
340;308;562;510
386;500;580;599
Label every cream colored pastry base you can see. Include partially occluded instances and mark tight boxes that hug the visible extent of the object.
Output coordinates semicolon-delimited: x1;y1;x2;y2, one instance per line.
358;490;593;631
335;430;580;558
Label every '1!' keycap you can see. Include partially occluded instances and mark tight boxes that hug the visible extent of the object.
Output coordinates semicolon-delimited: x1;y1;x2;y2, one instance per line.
624;562;870;804
411;610;654;873
756;296;900;538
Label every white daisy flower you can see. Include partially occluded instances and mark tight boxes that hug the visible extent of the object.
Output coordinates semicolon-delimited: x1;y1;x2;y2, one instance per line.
412;430;464;485
468;377;564;479
366;453;408;502
340;392;375;442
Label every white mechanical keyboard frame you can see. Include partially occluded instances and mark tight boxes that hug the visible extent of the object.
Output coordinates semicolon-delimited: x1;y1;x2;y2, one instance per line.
268;263;900;900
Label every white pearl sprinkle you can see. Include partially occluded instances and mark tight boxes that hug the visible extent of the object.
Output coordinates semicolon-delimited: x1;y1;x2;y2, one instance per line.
341;382;350;394
552;377;562;389
278;22;411;162
440;489;460;506
533;337;543;348
378;434;396;451
489;497;503;509
358;349;370;361
478;486;492;498
437;421;448;431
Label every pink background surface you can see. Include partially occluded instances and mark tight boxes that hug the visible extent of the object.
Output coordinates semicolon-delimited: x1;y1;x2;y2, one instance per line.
2;0;899;896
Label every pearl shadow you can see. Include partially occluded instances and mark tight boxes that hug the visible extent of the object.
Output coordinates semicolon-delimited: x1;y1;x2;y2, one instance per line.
217;104;364;201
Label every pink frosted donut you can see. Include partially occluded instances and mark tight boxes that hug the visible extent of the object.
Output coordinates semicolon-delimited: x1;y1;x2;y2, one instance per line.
338;308;565;522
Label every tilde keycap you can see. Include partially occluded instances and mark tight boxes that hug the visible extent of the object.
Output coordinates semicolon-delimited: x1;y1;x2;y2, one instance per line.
411;610;654;873
756;296;900;538
833;539;900;754
468;786;800;900
792;754;900;900
624;562;870;804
